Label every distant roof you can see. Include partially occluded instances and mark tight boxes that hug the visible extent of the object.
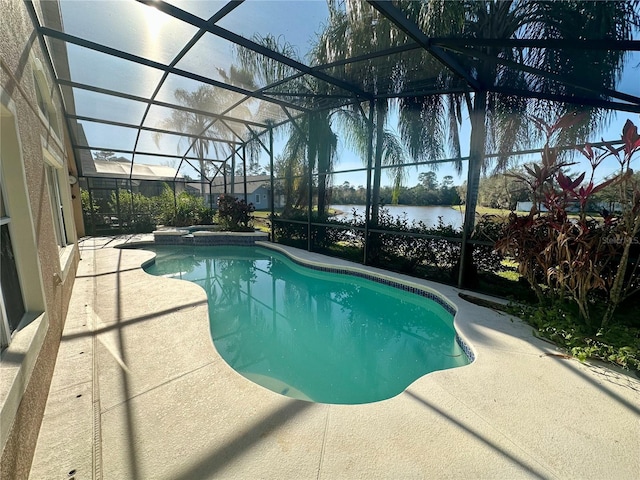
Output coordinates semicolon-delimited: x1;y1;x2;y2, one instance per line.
187;175;270;195
91;160;182;181
211;174;270;187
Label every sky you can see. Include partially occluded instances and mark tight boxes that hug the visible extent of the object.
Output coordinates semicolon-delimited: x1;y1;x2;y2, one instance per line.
58;0;640;190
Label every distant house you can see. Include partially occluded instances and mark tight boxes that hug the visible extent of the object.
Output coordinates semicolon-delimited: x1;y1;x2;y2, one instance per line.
516;201;548;212
208;175;283;210
516;201;581;213
182;181;205;197
517;200;612;214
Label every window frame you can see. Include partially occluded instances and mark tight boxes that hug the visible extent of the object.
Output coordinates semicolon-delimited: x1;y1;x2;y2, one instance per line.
32;56;62;141
0;86;47;348
0;218;13;347
44;163;68;247
0;183;25;348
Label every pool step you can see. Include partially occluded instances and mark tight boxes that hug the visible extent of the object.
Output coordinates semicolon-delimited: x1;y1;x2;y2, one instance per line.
153;230;269;246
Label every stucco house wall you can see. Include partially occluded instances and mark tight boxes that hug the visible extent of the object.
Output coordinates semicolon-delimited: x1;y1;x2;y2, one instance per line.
1;0;81;478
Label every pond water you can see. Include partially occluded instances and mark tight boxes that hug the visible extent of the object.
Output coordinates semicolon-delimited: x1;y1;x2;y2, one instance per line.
331;205;465;230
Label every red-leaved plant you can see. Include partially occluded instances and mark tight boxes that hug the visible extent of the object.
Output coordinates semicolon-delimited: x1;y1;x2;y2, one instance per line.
598;120;640;325
496;115;639;327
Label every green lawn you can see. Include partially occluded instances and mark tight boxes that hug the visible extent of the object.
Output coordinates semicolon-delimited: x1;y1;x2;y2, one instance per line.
455;205;521;217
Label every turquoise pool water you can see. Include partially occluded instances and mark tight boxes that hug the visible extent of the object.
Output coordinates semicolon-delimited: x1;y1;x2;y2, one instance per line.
143;245;469;404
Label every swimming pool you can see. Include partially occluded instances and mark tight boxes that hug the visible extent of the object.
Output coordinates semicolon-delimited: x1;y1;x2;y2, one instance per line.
143;245;471;404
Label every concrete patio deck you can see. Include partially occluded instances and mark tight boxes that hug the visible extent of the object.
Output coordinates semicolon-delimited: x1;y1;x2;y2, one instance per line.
28;236;639;479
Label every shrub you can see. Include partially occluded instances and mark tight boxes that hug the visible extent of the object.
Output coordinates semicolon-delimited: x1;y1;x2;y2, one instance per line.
272;208;308;245
108;190;156;233
216;194;255;231
368;210;459;273
495;116;640;327
82;184;215;232
81;189;100;231
323;208;474;276
155;185;213;227
472;216;508;275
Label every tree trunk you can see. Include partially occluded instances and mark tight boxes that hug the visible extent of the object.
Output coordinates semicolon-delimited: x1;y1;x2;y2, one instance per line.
316;118;329;220
370;100;385;225
602;214;640;327
230;149;235;195
458;90;487;289
197;141;207;197
283;158;294;214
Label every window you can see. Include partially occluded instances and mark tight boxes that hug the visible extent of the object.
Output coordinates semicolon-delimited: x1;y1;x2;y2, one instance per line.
0;184;26;348
45;164;68;247
255;193;261;204
1;92;46;350
32;60;61;139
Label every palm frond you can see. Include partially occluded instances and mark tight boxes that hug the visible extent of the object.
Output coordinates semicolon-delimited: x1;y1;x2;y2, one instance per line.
235;34;300;86
382;129;411;203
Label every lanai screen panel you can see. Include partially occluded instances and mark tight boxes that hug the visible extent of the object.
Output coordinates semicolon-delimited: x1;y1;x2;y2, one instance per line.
261;76;363;112
30;0;639;184
153;75;247;112
166;0;231;20
215;0;330;60
68;45;162;99
76;121;138;153
56;0;199;65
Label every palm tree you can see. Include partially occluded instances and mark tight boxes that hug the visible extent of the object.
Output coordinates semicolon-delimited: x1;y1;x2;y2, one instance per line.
154;85;239;196
234;23;417;223
231;1;635;280
393;0;639;286
154;86;215;195
235;34;343;220
336;105;413;206
314;3;437;223
268;112;335;216
383;129;412;204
